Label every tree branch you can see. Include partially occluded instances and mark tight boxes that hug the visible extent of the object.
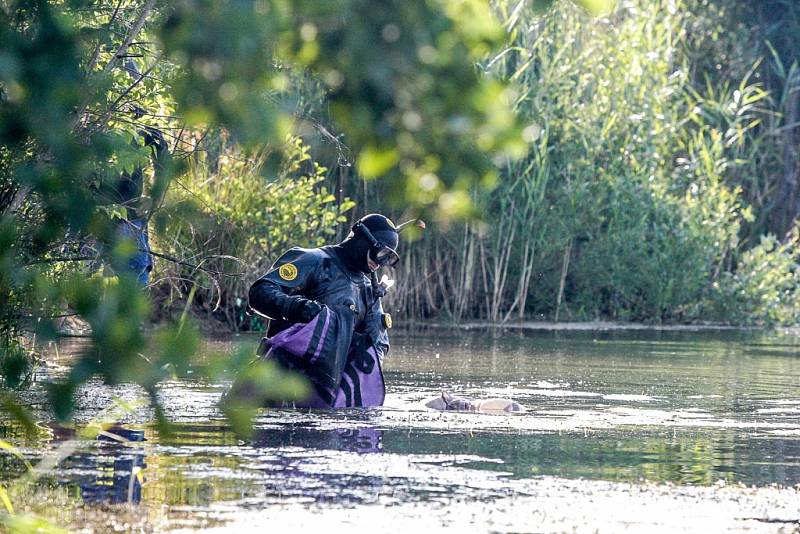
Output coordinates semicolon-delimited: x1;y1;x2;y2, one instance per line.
76;0;157;128
146;249;247;278
98;0;157;81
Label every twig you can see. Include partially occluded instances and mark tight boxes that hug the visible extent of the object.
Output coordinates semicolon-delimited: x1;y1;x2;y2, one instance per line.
97;0;157;81
6;184;31;215
84;0;127;78
85;57;162;137
146;249;246;278
26;256;96;265
76;0;157;127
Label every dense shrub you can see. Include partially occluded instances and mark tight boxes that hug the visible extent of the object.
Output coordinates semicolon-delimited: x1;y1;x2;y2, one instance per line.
152;137;354;329
707;233;800;326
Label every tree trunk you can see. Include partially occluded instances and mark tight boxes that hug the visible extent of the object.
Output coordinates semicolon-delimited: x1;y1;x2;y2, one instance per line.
785;78;800;234
554;239;572;322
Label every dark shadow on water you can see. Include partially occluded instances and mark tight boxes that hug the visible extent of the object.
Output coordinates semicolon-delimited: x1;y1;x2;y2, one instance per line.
252;423;383;453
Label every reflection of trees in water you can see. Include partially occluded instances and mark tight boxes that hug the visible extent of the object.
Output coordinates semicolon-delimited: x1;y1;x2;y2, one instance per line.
125;422;383;507
382;429;800;486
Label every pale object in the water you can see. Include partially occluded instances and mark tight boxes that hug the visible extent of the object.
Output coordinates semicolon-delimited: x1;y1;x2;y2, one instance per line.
425;391;526;414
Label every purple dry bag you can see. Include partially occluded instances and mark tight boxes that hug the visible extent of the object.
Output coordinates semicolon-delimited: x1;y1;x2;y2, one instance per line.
262;304;385;408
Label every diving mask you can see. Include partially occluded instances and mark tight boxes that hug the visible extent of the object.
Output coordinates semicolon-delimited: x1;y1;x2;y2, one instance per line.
353;221;400;268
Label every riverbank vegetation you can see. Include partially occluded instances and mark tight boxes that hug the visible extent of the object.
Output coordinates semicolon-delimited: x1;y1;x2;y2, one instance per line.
141;0;800;330
0;0;527;441
385;0;800;326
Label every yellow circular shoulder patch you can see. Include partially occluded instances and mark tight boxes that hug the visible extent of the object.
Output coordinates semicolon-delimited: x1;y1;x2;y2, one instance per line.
278;263;298;281
382;313;393;329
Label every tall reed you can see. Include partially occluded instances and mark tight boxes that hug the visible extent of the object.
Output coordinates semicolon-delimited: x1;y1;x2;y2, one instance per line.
387;0;798;325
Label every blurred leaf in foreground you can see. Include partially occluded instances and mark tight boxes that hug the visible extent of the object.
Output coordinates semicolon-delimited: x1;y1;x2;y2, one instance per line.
217;345;311;439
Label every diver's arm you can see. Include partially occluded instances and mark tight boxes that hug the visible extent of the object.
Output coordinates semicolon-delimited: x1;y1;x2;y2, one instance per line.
248;249;323;323
248;279;320;323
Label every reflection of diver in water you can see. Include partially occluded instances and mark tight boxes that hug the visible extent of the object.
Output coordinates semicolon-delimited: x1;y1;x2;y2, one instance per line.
253;424;382;453
58;424;147;504
251;424;387;506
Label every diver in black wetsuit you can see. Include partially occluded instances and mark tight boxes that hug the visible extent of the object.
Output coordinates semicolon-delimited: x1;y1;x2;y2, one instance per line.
248;213;399;363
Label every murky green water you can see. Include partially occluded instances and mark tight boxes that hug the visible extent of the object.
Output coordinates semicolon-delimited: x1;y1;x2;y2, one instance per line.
2;328;799;532
386;329;800;485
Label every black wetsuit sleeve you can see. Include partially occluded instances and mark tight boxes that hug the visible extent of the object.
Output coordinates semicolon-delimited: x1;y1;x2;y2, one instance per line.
248;248;320;323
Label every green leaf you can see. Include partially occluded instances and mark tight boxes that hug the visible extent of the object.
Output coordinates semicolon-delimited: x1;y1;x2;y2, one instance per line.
220;359;311;439
573;0;617;15
0;395;37;438
0;440;33;472
356;146;400;179
1;514;71;534
0;485;13;515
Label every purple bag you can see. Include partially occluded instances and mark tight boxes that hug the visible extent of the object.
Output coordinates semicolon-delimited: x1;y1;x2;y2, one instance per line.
262;305;385;408
333;345;385;408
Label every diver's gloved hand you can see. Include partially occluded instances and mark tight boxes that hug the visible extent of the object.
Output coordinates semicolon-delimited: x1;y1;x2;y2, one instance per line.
287;298;322;323
351;331;372;353
350;331;376;373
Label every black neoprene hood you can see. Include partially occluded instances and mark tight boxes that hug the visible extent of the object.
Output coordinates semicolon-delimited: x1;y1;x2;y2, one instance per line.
334;213;399;273
359;213;399;250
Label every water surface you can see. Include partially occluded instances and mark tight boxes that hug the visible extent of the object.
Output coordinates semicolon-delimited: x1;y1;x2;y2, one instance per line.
2;327;799;532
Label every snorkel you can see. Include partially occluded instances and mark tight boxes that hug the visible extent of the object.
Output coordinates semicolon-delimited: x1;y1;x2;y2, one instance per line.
395;218;426;233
